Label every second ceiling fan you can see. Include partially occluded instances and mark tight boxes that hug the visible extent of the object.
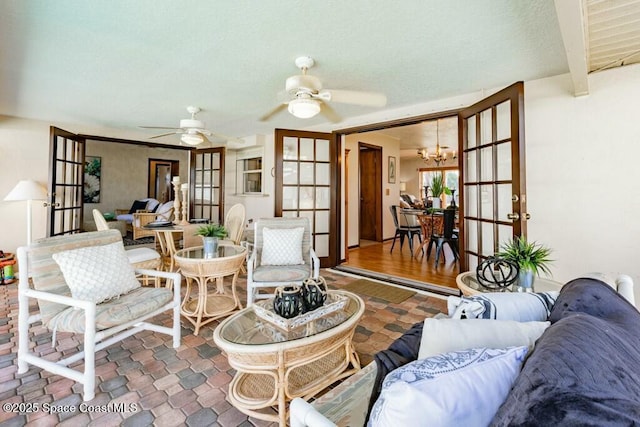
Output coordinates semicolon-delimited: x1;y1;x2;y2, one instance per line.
260;56;387;122
141;106;244;147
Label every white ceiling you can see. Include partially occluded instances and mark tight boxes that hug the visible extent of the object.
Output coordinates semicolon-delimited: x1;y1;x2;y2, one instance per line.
0;1;635;149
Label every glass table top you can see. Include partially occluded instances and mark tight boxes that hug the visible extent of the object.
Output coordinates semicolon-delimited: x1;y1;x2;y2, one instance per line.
218;291;361;345
175;245;245;260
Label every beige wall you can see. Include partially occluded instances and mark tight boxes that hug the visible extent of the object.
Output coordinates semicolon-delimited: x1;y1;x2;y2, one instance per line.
83;140;189;219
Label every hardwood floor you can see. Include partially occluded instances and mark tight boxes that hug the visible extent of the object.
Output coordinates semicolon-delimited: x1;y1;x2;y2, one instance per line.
339;238;461;295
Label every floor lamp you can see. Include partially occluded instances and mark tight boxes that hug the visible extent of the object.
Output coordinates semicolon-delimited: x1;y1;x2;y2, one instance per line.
4;180;48;245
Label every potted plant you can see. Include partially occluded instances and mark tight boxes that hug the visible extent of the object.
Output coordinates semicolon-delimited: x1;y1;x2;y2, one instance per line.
430;175;452;209
496;236;553;291
196;224;227;257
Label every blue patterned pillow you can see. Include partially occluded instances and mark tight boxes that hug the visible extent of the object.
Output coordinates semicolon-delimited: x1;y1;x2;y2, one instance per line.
368;346;528;427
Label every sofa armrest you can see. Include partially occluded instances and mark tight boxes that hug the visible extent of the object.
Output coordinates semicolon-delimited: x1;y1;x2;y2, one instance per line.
304;361;378;426
290;399;337;427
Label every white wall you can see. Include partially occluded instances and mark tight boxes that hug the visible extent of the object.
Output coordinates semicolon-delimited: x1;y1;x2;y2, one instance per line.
524;64;640;285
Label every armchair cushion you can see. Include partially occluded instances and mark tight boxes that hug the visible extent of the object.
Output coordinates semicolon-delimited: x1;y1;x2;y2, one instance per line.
252;264;310;283
52;242;140;305
48;286;173;332
128;199;148;214
261;227;305;266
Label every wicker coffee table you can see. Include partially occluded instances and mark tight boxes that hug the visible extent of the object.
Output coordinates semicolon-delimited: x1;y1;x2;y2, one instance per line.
213;290;364;426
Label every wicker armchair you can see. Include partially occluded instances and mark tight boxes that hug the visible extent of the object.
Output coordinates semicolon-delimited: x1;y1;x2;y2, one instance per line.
132;201;174;240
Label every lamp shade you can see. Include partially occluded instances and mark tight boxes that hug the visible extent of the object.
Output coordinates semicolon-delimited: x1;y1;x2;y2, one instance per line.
399;182;407;192
288;98;321;119
4;180;47;201
180;133;204;146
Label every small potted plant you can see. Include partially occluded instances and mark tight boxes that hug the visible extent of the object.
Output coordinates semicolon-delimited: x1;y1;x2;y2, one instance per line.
430;175;452;209
496;236;553;292
196;224;227;257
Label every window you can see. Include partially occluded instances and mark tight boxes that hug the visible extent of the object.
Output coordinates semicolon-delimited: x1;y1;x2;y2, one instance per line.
236;148;264;195
419;167;459;202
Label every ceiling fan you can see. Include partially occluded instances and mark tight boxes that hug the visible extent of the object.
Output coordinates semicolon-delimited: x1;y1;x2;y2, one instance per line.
140;106;244;147
260;56;387;122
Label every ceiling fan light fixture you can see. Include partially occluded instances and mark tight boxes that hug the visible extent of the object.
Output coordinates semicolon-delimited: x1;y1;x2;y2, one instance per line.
180;133;204;146
288;98;321;119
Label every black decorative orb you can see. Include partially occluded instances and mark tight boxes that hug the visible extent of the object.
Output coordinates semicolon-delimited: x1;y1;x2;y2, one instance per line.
302;277;328;312
273;286;304;319
476;257;519;290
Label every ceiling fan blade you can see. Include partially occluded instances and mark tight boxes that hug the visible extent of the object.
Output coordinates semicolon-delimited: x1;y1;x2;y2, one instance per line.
139;126;181;130
259;103;288;121
319;89;387;107
149;131;182;139
199;129;245;144
320;102;341;123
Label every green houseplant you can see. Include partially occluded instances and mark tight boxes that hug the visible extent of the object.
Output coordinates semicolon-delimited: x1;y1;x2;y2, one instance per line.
195;224;227;238
430;174;452;209
195;224;227;257
496;236;553;291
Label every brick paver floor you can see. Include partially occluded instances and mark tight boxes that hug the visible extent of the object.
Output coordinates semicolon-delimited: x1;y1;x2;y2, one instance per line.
0;269;447;426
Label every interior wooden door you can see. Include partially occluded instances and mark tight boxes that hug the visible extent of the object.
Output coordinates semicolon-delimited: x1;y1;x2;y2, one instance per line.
359;144;382;242
458;82;526;272
275;129;336;267
48;127;85;236
190;148;225;224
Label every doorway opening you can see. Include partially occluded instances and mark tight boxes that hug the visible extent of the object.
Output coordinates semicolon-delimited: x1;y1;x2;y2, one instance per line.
148;159;180;203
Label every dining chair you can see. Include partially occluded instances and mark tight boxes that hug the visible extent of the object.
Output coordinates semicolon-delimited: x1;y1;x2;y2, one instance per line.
389;205;422;256
426;208;459;265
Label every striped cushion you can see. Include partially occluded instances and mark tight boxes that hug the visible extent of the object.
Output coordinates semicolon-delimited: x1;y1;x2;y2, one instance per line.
47;287;173;332
447;291;559;322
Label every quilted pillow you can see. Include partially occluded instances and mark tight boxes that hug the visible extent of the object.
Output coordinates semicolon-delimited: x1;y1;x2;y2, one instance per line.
368;346;529;427
52;242;141;304
261;227;304;266
447;291;559;322
418;317;549;359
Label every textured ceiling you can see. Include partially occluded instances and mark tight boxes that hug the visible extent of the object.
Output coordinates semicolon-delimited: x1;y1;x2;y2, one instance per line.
0;1;571;146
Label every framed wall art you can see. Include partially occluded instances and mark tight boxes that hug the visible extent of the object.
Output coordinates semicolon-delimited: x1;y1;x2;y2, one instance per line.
84;156;101;203
388;156;396;184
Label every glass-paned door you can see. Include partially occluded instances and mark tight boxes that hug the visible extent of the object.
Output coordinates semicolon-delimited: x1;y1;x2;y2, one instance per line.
190;148;224;224
458;82;526;272
48;127;85;236
275;129;336;267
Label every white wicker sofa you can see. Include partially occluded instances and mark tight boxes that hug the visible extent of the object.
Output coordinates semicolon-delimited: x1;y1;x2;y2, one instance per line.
291;274;636;427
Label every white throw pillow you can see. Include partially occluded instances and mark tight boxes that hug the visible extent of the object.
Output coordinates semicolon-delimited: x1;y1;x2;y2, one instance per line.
260;227;305;266
447;291;559;322
418;318;549;360
52;242;141;304
368;346;528;427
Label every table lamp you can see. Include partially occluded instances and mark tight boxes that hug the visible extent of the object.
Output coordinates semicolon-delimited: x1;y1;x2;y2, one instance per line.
4;180;48;244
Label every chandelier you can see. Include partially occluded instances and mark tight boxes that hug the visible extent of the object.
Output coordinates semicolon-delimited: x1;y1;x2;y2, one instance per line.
417;119;457;166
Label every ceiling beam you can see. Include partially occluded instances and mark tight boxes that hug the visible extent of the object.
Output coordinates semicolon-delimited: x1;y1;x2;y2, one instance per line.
554;0;590;96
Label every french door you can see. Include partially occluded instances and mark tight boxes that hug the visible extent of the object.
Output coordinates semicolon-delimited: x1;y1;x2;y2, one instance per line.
48;127;85;236
458;82;526;272
190;148;225;224
274;129;337;267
